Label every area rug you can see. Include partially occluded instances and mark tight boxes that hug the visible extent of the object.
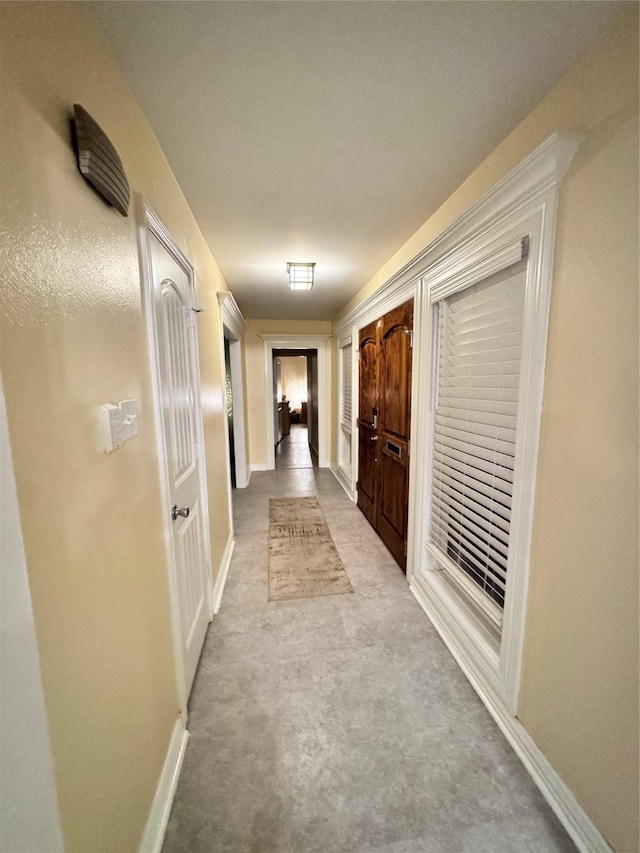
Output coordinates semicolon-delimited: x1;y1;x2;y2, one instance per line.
268;497;354;601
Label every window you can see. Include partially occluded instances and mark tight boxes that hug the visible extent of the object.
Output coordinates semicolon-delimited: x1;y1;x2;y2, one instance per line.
428;260;526;631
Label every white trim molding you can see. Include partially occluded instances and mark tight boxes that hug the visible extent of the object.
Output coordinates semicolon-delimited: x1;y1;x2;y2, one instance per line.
217;291;245;339
218;292;249;490
412;132;582;715
259;334;331;470
139;717;189;853
212;533;234;615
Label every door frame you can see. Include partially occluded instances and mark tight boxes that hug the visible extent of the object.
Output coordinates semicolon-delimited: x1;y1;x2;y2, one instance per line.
259;334;330;470
218;292;248;491
137;197;214;711
333;279;424;579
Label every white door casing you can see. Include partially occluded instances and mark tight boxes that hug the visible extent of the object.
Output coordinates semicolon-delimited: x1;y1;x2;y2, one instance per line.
139;201;212;702
217;291;248;490
259;334;330;470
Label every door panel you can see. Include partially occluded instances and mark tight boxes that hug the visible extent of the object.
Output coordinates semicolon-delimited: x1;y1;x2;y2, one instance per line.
357;321;380;527
357;301;413;571
149;231;210;696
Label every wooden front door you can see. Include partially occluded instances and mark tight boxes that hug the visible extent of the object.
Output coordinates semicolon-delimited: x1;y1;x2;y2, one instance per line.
357;300;413;571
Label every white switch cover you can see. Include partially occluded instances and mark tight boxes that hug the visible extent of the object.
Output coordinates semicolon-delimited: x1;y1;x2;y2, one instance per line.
101;404;123;453
119;399;139;441
101;399;139;453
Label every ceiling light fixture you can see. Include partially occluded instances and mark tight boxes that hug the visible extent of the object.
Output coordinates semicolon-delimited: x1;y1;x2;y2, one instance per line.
287;262;315;291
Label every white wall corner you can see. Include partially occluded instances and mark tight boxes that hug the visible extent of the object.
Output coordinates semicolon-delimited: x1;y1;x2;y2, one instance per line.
212;533;234;615
138;717;189;853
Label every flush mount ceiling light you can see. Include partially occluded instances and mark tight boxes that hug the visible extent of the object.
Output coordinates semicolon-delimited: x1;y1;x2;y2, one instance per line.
287;262;315;291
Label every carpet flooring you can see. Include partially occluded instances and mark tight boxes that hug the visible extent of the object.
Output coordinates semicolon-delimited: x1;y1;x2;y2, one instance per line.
162;467;575;853
268;497;353;601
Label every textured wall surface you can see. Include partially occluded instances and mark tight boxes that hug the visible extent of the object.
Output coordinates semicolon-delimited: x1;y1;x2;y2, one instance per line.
0;3;234;850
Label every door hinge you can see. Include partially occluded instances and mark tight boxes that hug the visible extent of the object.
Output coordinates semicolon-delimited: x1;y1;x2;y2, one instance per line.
407;330;413;348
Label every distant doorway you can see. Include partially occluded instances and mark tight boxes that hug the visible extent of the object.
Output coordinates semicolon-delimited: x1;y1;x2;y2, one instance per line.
273;350;317;470
260;334;330;470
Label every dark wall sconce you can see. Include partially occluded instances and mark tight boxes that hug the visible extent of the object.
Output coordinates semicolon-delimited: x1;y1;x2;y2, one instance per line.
71;104;130;216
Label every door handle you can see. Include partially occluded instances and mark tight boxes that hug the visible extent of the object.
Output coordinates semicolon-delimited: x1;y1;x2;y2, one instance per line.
171;505;190;521
369;435;379;442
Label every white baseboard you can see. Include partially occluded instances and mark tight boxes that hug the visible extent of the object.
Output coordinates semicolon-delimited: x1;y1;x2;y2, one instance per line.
250;463;269;472
139;716;189;853
329;463;356;503
409;581;612;853
212;533;234;615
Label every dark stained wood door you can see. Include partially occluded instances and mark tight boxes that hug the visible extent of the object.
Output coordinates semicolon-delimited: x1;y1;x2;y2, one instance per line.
357;300;413;571
357;319;380;529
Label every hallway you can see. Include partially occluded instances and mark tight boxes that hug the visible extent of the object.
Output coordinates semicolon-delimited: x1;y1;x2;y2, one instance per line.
276;424;314;470
162;467;574;853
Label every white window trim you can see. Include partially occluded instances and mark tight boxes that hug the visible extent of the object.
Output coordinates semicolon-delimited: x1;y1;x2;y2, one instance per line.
410;132;583;715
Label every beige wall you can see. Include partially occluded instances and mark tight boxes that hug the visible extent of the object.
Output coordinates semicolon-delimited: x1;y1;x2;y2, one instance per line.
279;356;308;413
333;9;639;851
0;3;233;851
244;319;332;468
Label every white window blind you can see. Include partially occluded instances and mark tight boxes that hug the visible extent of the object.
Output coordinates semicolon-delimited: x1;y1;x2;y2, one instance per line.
428;262;526;624
341;341;353;429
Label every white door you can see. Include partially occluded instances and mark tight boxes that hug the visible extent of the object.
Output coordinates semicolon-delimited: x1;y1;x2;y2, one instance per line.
148;226;211;696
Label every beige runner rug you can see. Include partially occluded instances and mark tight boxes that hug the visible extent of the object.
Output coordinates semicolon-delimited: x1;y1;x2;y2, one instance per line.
268;497;354;601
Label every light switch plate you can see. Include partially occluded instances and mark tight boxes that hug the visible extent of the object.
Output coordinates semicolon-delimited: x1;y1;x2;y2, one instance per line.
101;404;123;453
119;399;139;441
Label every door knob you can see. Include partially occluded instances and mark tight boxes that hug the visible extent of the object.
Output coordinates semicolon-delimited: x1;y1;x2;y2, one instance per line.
171;505;190;521
370;435;379;442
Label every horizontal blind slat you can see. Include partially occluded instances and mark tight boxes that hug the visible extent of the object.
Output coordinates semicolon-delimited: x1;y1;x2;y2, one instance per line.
435;450;515;488
432;459;512;519
432;490;510;548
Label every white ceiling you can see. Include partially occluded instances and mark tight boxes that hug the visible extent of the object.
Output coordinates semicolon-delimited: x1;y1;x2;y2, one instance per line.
94;1;625;320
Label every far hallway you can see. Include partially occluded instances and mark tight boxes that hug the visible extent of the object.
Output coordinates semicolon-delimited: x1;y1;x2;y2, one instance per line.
162;466;574;853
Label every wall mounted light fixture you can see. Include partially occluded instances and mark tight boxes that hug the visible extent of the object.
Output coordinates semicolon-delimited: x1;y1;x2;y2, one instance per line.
71;104;130;216
287;262;315;291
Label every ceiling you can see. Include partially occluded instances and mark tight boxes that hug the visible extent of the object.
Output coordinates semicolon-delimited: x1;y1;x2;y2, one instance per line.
94;1;625;321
